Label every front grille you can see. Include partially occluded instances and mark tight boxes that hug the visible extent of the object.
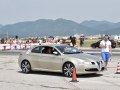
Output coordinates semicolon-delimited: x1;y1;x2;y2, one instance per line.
100;61;103;64
97;61;101;68
97;61;100;65
85;68;99;71
101;67;105;71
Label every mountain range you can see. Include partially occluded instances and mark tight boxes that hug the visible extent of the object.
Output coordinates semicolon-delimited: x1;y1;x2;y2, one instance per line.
0;18;120;38
0;24;2;28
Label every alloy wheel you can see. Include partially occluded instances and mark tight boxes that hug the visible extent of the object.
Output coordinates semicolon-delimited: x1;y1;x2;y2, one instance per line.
63;63;75;77
21;60;31;73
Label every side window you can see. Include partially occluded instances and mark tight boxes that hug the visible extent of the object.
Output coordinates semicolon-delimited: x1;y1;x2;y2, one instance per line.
52;48;59;53
53;48;60;55
42;46;53;54
31;46;41;53
42;46;60;55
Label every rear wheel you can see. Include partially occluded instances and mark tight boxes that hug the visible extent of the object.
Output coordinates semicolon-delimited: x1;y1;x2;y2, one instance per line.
112;46;116;48
63;62;75;77
21;60;31;73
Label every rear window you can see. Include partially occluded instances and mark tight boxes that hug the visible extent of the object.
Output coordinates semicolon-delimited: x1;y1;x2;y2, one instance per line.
31;46;41;53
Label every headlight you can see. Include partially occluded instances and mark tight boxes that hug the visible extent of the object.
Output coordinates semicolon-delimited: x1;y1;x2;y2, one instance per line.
84;62;92;65
76;59;92;65
79;60;91;65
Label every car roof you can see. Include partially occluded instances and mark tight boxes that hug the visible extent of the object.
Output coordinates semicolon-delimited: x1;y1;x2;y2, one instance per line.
39;44;68;47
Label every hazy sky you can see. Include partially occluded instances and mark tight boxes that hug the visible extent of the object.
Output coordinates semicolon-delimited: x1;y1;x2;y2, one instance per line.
0;0;120;25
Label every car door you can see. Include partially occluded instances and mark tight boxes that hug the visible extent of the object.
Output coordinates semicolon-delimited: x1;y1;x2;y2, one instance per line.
40;46;63;71
29;46;44;69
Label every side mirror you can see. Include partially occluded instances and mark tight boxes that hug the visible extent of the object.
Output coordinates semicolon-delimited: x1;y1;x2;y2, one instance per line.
53;51;59;55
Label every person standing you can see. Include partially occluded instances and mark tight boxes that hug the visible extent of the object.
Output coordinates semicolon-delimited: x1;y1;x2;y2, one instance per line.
80;35;85;47
99;35;112;69
70;36;73;46
72;37;76;47
80;36;83;47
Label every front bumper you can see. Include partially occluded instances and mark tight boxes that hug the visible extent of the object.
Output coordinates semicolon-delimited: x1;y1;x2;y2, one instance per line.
75;61;105;74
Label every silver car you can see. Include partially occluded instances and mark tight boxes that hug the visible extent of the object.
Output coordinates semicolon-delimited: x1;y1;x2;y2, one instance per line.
18;44;105;77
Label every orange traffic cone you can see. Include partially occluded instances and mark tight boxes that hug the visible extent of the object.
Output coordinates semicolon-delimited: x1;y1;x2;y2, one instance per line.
116;62;120;74
71;68;79;82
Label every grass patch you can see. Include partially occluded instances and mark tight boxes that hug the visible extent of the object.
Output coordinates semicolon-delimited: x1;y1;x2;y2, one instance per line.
76;39;98;47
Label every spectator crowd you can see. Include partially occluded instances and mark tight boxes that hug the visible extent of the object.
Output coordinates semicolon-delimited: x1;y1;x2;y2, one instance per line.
0;34;85;47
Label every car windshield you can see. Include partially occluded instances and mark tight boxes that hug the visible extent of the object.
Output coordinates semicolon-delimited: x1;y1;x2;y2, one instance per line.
56;45;82;54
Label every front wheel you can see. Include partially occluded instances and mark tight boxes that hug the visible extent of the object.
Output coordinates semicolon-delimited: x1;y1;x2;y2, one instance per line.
21;60;31;73
63;62;75;77
91;44;96;48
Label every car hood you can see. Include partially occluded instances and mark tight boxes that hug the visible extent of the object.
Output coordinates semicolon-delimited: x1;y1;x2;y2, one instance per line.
65;53;100;62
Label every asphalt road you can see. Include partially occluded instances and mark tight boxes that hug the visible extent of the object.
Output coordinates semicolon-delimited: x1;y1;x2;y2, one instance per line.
0;52;120;90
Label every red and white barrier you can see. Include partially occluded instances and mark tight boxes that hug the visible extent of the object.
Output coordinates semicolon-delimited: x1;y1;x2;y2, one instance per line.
11;44;21;50
0;44;10;50
0;43;40;50
0;43;59;50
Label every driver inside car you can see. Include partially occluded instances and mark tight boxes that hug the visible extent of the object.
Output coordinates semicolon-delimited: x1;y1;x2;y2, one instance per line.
42;47;53;54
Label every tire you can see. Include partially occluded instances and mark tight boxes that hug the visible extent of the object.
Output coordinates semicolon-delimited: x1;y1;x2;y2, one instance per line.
112;45;116;48
21;60;31;73
91;44;96;48
112;46;115;48
63;62;75;77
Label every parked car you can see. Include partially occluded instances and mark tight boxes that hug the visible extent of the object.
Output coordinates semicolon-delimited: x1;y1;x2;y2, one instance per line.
117;38;120;47
18;44;105;77
91;40;116;48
